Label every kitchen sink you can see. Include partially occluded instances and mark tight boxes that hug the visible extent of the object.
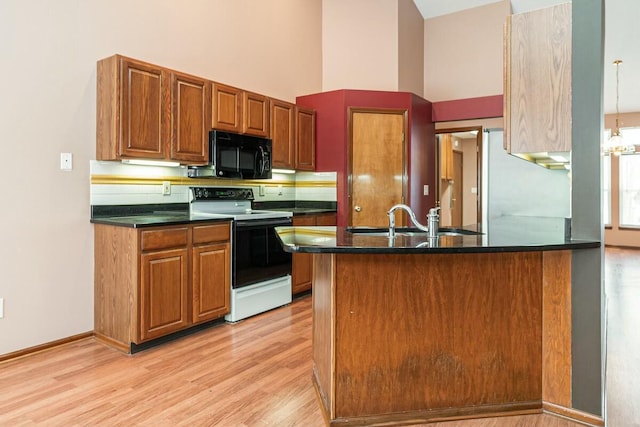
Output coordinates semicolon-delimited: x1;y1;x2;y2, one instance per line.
346;227;481;237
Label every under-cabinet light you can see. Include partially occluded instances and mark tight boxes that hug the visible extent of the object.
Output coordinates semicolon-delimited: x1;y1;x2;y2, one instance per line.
122;159;182;167
272;168;296;174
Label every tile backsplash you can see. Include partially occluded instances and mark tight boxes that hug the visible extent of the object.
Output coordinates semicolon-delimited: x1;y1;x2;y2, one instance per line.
90;161;336;206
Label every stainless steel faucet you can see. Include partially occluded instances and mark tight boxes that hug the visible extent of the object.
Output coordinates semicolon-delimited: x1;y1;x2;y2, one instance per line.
387;204;440;238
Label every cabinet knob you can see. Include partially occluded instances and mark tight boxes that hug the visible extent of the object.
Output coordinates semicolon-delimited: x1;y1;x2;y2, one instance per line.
354;206;362;212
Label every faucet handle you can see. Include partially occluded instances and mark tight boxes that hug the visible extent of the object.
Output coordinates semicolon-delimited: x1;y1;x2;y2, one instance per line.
429;207;441;216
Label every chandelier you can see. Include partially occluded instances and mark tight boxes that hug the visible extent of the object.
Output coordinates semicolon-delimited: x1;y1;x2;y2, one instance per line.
603;60;636;155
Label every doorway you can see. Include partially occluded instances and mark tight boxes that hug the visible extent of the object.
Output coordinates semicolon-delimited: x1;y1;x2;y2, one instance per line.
436;127;482;227
349;109;407;227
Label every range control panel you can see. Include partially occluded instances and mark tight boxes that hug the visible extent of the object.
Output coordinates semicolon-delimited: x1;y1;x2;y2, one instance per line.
191;187;254;201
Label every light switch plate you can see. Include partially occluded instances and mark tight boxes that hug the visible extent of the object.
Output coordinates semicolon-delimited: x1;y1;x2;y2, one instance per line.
60;153;73;171
423;185;429;196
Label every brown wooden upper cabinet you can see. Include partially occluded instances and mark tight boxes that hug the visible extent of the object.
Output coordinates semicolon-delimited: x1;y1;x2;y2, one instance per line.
270;99;296;169
243;91;270;137
171;71;211;165
211;82;243;133
96;55;210;165
295;106;316;171
212;83;270;138
504;3;572;154
439;134;453;181
270;100;316;171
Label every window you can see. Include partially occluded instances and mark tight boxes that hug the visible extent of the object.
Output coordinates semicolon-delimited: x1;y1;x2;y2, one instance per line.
618;128;640;227
603;154;611;225
620;154;640;227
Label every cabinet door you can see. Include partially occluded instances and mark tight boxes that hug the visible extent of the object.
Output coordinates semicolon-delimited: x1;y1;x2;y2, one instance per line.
505;3;571;153
192;242;230;323
270;99;295;169
244;91;270;137
439;134;453;181
295;107;316;170
292;215;316;295
139;248;189;342
171;72;210;164
212;82;242;133
120;58;169;159
315;213;337;226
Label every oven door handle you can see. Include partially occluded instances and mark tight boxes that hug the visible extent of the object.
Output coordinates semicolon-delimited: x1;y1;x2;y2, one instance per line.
234;218;292;228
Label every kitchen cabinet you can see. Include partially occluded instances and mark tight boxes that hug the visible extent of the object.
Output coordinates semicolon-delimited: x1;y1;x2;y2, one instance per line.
171;72;211;164
191;224;231;323
439;134;453;181
97;56;168;160
243;91;270;137
270;99;317;171
96;55;210;165
140;227;189;341
94;221;231;352
292;213;336;295
504;3;571;154
295;106;316;171
212;82;270;137
211;82;243;133
270;99;296;169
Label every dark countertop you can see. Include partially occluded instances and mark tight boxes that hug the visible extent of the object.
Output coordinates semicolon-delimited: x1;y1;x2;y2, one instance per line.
90;201;336;228
91;213;231;228
275;222;600;254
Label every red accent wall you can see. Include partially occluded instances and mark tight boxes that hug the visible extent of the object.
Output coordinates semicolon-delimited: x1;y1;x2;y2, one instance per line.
432;95;503;122
296;89;435;226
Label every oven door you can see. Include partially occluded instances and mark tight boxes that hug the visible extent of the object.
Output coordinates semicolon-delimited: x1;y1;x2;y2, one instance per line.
233;217;292;289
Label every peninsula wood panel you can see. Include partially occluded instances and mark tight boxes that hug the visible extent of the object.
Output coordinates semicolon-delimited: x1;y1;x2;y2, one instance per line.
542;250;572;407
315;251;549;424
506;3;571;153
453;252;542;406
312;253;335;418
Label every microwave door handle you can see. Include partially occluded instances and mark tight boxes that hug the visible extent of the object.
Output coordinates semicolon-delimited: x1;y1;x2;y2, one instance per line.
256;146;265;175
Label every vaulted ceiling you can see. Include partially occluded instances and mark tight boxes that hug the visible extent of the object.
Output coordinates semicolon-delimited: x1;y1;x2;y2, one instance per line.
412;0;640;115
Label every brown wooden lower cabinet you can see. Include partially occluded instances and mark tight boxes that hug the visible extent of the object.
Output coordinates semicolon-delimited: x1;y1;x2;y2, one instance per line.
94;221;231;352
291;213;336;295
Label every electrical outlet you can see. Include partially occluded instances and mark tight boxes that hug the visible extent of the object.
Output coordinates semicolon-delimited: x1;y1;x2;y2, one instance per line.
60;153;73;171
259;185;266;196
162;181;171;195
0;298;4;319
277;185;283;196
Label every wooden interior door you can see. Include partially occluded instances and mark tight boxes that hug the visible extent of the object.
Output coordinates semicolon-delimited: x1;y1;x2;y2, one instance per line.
451;151;463;227
350;111;405;227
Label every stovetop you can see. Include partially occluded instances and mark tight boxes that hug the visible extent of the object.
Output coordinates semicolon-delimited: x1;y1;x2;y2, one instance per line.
189;187;292;221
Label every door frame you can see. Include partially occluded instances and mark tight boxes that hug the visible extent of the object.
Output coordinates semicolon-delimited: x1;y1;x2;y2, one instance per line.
347;108;409;226
435;126;483;226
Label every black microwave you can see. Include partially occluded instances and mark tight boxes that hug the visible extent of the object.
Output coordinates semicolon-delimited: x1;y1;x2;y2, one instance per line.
188;131;272;179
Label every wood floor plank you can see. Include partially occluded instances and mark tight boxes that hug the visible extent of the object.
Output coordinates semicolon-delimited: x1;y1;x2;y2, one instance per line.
0;248;637;426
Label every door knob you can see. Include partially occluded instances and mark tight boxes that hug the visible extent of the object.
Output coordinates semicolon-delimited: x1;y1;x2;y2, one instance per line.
354;206;361;212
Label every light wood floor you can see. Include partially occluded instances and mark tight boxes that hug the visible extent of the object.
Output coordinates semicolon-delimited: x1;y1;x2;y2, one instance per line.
0;248;637;426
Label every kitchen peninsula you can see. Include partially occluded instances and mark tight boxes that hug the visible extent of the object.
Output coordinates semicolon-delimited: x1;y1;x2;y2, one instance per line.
275;224;600;426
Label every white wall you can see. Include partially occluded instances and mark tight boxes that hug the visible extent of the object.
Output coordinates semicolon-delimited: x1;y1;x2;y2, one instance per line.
0;0;322;355
424;1;509;101
322;0;399;91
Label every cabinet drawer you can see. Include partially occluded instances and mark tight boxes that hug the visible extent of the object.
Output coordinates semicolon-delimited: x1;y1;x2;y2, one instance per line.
193;222;230;245
140;227;189;251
